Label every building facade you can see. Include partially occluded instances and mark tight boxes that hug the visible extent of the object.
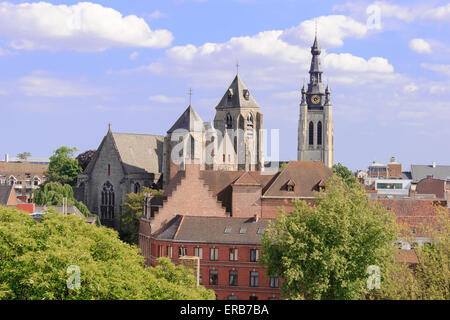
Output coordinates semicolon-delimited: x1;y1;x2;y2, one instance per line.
297;36;334;168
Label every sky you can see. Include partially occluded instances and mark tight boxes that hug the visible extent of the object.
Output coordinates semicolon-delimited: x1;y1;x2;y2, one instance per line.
0;0;449;172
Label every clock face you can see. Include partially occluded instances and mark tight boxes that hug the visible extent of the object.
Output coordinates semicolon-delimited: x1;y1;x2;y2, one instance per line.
311;95;320;104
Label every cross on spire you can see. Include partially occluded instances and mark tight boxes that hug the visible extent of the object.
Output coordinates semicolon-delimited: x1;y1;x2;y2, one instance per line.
187;88;193;106
236;58;240;75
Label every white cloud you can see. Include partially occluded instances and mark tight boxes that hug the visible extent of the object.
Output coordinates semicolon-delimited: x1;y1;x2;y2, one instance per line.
0;2;174;51
403;83;419;93
148;10;166;20
19;75;104;97
421;63;450;77
324;54;394;73
409;38;432;54
129;51;139;60
148;94;185;104
422;3;450;21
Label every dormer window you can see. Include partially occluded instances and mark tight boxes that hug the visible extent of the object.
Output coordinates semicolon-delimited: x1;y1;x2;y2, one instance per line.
243;89;250;100
285;179;295;192
227;88;233;102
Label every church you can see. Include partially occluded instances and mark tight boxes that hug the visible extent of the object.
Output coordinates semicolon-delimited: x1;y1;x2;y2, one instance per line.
75;35;334;227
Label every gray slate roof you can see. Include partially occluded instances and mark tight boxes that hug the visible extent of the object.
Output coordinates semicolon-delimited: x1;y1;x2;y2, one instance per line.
410;165;450;183
111;132;164;174
0;185;13;206
167;105;204;133
216;74;260;110
155;215;268;245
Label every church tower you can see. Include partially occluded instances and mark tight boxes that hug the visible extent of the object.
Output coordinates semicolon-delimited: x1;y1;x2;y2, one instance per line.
297;35;334;168
214;73;264;171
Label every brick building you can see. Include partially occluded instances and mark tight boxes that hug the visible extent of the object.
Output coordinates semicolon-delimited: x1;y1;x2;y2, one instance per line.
139;159;333;300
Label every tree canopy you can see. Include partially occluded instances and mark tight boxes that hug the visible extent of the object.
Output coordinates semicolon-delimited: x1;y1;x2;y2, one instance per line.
261;175;398;300
45;146;82;186
17;152;31;160
332;163;358;186
76;150;96;171
116;187;164;245
0;207;215;300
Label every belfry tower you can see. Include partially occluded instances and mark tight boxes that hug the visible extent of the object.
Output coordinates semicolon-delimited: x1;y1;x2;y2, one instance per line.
297;34;334;168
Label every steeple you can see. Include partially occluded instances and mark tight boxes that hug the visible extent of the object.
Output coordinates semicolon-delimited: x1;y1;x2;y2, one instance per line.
307;35;325;95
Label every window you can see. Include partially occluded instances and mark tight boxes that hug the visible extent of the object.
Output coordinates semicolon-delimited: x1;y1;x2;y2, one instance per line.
250;271;259;287
239;226;247;234
226;113;233;129
210;248;219;261
158;245;164;257
308;121;314;145
134;182;140;193
246;114;254;130
249;296;258;300
167;246;173;258
228;295;238;300
317;121;322;145
229;248;239;261
257;227;265;235
229;270;238;286
100;181;114;221
224;226;232;234
194;247;203;259
209;270;218;285
199;272;203;285
178;247;187;257
270;275;279;288
250;249;259;262
108;164;111;176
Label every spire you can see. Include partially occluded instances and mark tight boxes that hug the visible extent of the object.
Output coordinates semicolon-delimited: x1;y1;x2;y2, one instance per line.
108;123;111;132
307;32;324;95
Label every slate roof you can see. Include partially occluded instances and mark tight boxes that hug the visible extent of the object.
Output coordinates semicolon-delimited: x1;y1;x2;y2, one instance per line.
411;165;450;183
155;215;268;245
215;74;260;110
111;132;164;174
167;105;204;133
0;185;14;206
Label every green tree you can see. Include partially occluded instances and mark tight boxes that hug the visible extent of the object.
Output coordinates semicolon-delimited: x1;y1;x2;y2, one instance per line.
17;152;31;161
45;146;82;186
33;182;94;218
0;207;215;300
332;163;358;186
261;175;398;300
116;187;163;244
380;205;449;300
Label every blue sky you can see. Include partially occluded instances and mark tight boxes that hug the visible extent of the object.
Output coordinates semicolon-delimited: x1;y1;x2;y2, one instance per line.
0;0;449;171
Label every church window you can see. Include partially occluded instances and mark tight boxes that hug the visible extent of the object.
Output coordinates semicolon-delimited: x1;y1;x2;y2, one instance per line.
100;181;114;221
309;122;314;145
317;121;322;145
247;114;254;130
108;164;111;176
243;89;250;100
134;182;140;193
223;154;225;162
226;114;233;129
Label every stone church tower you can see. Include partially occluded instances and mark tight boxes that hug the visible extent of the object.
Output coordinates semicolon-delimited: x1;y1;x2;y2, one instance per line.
214;74;264;171
297;35;334;168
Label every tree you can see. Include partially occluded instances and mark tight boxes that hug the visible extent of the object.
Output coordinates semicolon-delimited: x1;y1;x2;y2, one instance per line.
380;205;449;300
33;182;94;218
0;207;215;300
17;152;31;161
76;150;96;171
332;163;358;186
116;187;164;244
45;146;82;186
261;175;398;300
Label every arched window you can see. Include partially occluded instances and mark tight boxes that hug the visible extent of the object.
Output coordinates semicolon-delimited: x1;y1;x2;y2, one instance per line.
317;121;322;145
308;121;314;145
134;182;140;193
246;114;254;130
226;114;233;129
101;181;114;221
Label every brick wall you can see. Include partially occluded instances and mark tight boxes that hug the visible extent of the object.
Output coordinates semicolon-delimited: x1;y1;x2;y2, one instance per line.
231;185;261;218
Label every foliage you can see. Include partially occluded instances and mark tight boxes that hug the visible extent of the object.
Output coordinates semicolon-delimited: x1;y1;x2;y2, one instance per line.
33;182;93;218
0;207;215;300
261;175;398;300
332;163;358;186
76;150;96;171
17;152;31;160
380;205;449;300
116;187;164;245
45;146;82;186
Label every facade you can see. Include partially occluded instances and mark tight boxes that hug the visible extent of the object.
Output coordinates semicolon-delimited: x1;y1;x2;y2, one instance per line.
139;159;333;300
0;185;18;207
297;36;334;168
75;127;164;227
0;161;47;202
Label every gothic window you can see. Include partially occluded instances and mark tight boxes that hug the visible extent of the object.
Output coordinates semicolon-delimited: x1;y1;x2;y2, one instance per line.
317;121;322;145
246;114;254;130
100;181;114;221
108;164;111;176
134;182;140;193
226;113;233;129
309;121;314;145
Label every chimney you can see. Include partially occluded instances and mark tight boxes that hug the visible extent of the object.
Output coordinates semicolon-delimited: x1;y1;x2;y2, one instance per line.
432;162;436;168
390;156;396;163
5;154;8;162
